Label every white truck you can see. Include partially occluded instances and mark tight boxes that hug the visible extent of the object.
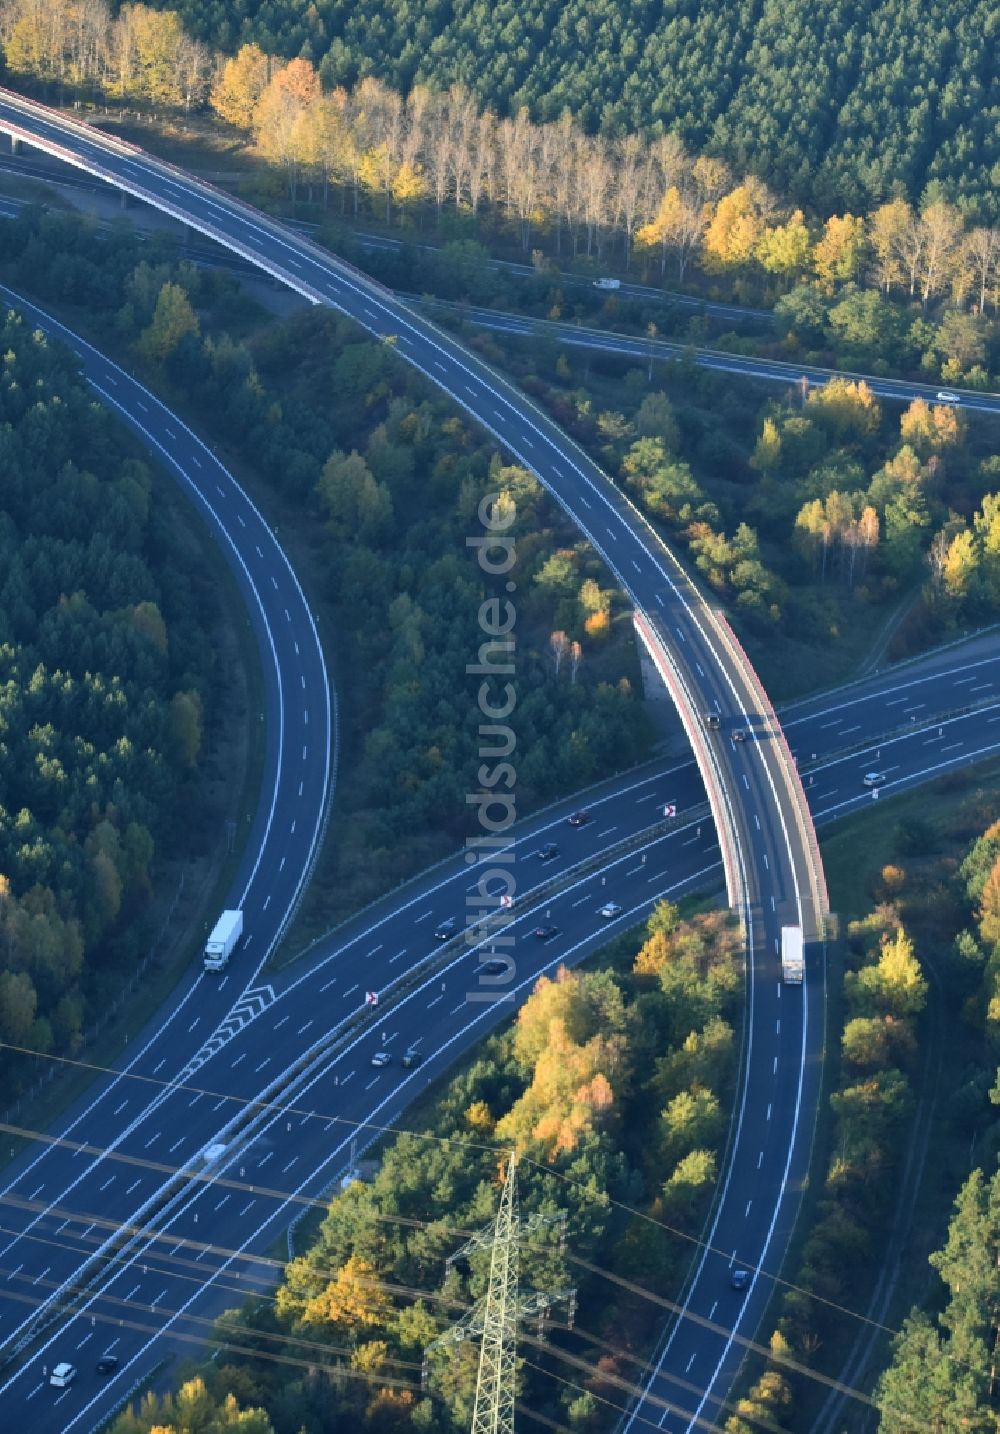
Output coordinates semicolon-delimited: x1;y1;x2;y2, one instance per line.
204;909;243;971
593;276;621;290
780;925;804;984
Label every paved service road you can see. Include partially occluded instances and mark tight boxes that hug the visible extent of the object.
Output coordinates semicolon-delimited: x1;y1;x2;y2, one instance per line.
0;88;971;1432
439;300;1000;416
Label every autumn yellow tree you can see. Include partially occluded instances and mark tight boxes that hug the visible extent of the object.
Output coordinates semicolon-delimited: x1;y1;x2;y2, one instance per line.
813;213;866;289
277;1253;393;1331
703;185;763;270
918;200;963;305
493;967;630;1157
253;57;322;198
307;89;359;207
136;281;199;362
846;928;928;1019
899;397;964;455
636;185;707;279
806;378;881;439
940;528;978;602
749;417;781;473
210;42;269;130
108;5;189;106
868;198;915;294
756;210;812;282
979;857;1000;947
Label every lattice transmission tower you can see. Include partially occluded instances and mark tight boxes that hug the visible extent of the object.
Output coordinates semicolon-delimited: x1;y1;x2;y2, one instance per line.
424;1151;575;1434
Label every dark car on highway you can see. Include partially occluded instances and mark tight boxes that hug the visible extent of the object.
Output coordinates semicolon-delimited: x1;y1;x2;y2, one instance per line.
534;925;559;942
567;810;590;826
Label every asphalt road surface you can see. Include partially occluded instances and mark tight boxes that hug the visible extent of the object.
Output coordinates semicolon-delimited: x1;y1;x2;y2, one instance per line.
0;91;987;1433
0;625;997;1431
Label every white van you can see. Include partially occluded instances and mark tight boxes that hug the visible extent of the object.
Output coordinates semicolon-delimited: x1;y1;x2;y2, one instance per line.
50;1362;77;1388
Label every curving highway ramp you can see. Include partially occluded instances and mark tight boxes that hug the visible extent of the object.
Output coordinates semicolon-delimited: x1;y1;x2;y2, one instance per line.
0;88;833;1432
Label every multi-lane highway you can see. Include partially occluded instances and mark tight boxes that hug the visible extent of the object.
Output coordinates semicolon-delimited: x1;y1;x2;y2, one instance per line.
0;588;997;1434
0;84;835;1434
0;269;995;1431
0;283;331;1378
0;87;983;1433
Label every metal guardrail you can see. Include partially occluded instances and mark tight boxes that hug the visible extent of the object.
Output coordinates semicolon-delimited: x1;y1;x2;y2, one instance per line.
713;615;830;921
795;694;1000;774
633;609;744;910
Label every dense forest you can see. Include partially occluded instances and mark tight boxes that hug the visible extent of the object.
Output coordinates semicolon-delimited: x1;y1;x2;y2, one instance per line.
85;0;1000;217
0;300;213;1090
3;0;1000;293
110;903;747;1433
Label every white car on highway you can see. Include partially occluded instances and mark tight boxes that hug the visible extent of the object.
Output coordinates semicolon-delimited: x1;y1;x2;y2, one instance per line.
935;390;961;403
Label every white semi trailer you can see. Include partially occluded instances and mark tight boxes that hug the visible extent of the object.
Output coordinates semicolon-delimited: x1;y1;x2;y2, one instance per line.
204;909;243;971
781;925;804;984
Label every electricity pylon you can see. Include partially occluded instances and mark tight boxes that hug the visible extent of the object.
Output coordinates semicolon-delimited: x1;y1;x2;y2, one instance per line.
424;1151;575;1434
